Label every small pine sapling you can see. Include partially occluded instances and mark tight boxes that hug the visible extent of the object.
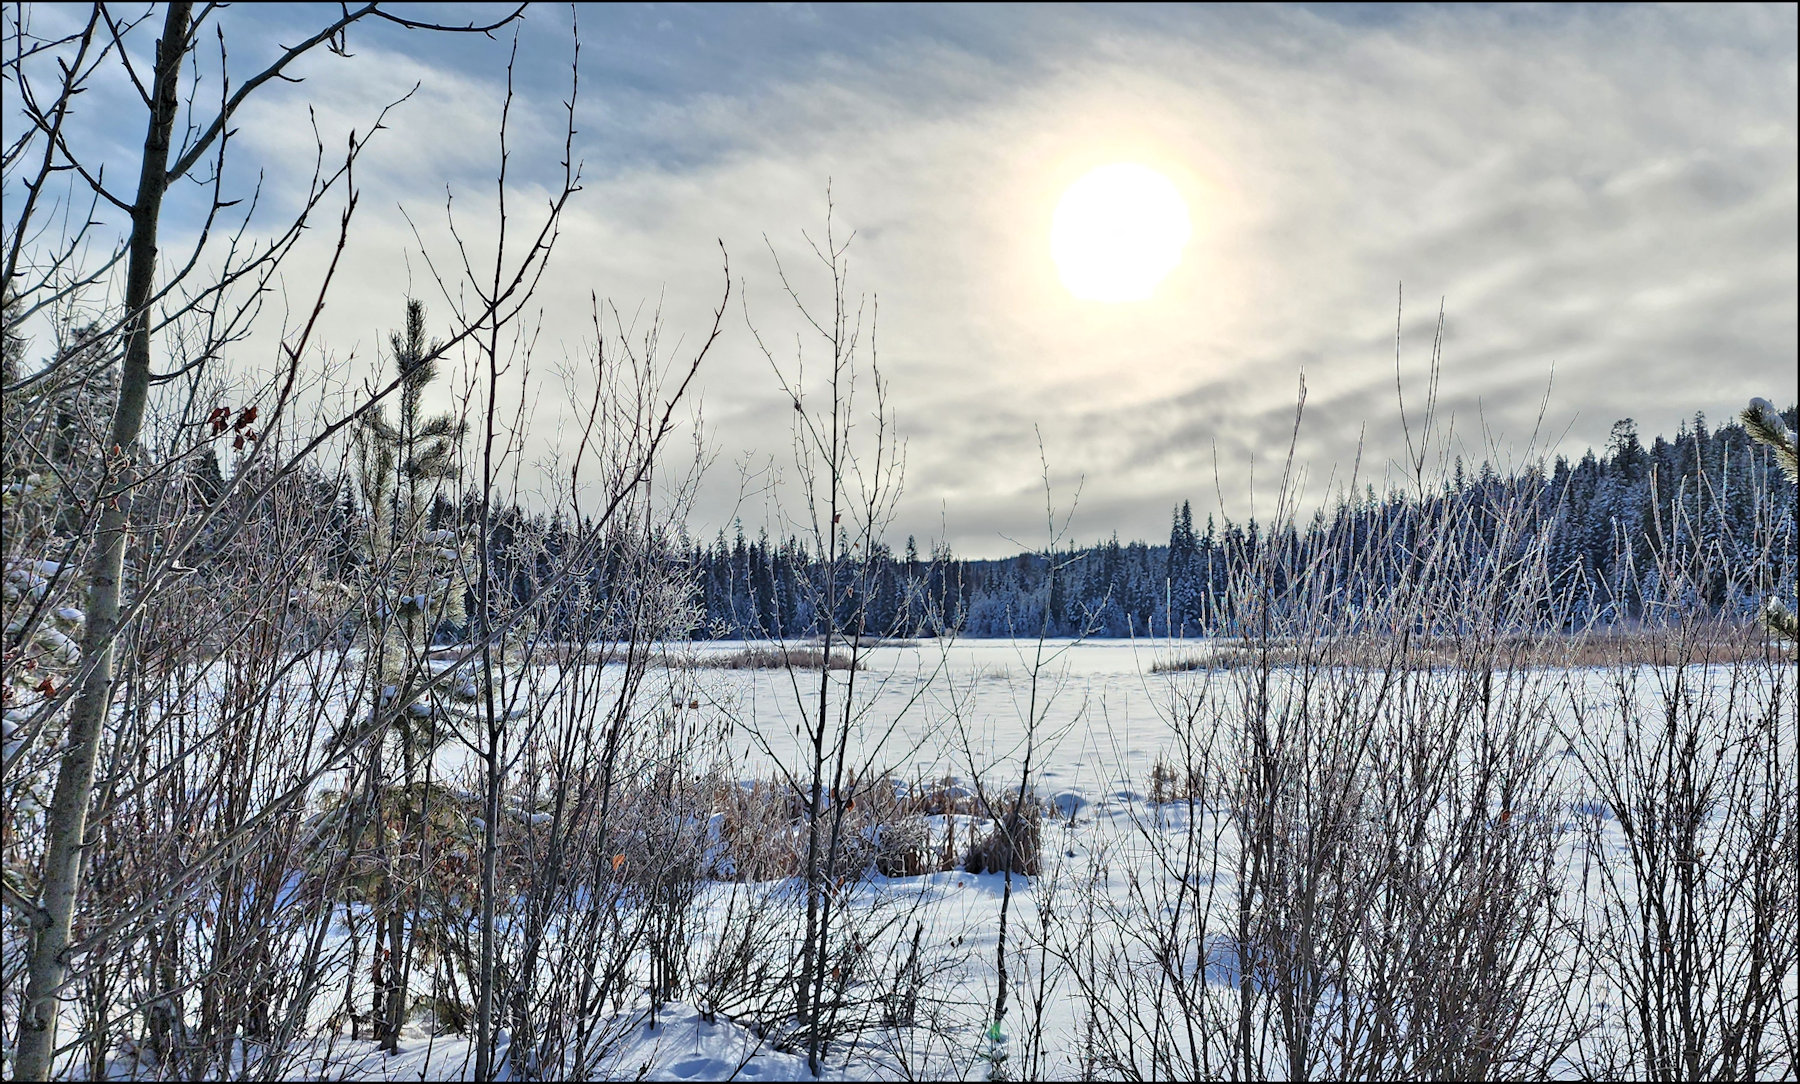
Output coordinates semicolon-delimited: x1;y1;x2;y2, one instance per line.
350;298;481;767
343;298;481;1050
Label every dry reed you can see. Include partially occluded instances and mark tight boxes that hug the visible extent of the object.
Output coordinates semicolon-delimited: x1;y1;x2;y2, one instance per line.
1151;624;1776;673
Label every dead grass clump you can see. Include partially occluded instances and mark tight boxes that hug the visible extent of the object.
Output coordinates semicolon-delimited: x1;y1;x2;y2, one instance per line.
1148;755;1205;804
692;646;863;671
1151;641;1301;672
837;778;947;878
963;799;1043;877
863;777;984;876
871;816;937;878
1518;625;1773;666
515;643;875;669
709;779;808;881
703;775;944;881
446;641;628;665
696;774;1023;882
800;635;921;649
897;775;981;816
874;776;1042;876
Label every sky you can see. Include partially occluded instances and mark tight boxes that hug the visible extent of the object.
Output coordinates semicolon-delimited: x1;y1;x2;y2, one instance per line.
7;3;1797;558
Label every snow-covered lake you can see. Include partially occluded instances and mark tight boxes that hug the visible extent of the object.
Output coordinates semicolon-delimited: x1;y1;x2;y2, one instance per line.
72;637;1786;1082
665;636;1203;795
280;637;1791;1082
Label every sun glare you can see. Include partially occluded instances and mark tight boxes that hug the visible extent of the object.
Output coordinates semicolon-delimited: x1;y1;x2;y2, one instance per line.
1051;163;1191;303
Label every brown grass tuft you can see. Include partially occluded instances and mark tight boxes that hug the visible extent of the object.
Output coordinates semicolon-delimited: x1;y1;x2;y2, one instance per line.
691;646;864;671
1148;756;1205;805
693;774;1039;882
963;799;1043;877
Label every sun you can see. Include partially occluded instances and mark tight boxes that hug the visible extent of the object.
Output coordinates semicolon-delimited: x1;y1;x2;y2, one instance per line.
1051;163;1192;303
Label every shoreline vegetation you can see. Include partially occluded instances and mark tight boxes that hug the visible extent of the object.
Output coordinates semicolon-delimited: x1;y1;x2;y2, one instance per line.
532;642;866;670
687;646;863;671
1150;622;1786;671
530;625;1782;673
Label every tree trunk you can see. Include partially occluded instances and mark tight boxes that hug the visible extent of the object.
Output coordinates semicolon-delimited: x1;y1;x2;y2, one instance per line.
380;898;406;1052
14;5;190;1078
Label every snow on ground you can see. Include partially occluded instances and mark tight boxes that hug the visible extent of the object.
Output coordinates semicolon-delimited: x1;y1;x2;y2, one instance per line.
268;1008;812;1082
67;638;1794;1081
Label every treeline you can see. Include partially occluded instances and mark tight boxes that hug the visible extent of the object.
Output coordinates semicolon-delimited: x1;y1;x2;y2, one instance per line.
164;407;1795;645
679;411;1798;639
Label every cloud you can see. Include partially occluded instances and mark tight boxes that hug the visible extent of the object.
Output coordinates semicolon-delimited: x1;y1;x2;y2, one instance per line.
12;4;1793;558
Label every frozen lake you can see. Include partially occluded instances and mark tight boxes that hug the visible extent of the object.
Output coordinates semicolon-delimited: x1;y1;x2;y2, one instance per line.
663;636;1207;796
199;636;1796;1081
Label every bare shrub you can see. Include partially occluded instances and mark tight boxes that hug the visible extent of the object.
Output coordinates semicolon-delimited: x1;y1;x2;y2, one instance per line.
1561;619;1798;1080
1040;345;1598;1081
1039;313;1798;1083
702;778;803;881
0;7;737;1077
899;775;981;816
685;881;800;1027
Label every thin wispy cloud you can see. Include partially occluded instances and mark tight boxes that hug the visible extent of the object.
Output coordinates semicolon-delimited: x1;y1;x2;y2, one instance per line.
14;2;1793;556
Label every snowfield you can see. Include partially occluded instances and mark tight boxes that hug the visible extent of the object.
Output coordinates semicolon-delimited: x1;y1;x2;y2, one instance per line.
56;637;1785;1073
33;636;1796;1081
